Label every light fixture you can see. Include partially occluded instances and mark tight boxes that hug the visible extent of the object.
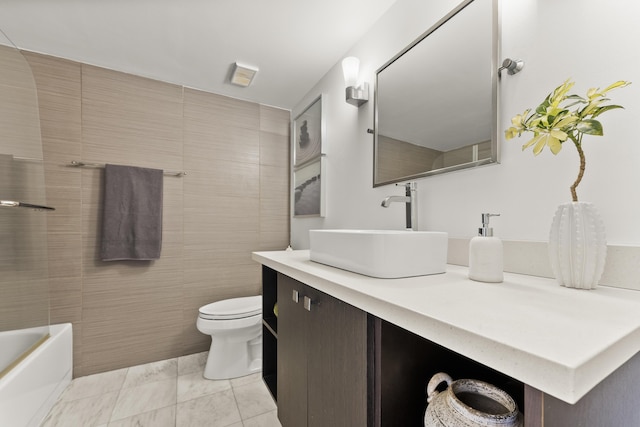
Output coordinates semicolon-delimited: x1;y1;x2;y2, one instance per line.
230;62;259;87
342;57;369;107
498;58;525;76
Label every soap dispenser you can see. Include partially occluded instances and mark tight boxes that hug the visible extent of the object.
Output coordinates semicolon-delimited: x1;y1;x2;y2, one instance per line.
468;213;503;283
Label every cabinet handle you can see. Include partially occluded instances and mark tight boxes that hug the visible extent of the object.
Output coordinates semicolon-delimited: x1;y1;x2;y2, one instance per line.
304;296;312;312
292;289;299;303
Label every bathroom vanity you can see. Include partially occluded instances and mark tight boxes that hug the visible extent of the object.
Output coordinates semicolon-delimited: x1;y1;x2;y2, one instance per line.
254;250;640;427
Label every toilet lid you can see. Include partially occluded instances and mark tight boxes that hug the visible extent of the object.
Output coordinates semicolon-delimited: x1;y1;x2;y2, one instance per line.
199;295;262;320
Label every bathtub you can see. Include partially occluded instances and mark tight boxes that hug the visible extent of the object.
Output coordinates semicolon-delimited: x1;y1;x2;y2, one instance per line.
0;323;72;427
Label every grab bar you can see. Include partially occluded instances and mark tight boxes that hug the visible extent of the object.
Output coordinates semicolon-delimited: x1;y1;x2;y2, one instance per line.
0;200;55;211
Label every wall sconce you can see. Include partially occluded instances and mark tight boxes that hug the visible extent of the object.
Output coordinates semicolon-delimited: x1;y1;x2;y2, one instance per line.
342;57;369;107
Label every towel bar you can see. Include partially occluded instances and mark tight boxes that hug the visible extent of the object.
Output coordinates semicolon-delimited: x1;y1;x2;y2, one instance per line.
69;161;186;177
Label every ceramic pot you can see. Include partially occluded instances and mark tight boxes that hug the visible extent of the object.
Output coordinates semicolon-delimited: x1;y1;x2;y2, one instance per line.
548;202;607;290
424;372;523;427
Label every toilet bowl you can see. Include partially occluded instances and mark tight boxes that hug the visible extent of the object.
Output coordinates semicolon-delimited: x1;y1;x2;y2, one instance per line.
196;295;262;380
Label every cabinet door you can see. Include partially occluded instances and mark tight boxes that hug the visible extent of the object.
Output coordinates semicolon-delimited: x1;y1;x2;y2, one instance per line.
306;285;369;427
277;274;308;427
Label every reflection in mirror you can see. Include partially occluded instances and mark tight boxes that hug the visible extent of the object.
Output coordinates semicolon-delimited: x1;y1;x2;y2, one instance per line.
374;0;498;186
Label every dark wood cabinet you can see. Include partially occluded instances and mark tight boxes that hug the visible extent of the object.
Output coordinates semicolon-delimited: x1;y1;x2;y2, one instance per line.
524;351;640;427
261;267;278;401
276;273;308;426
260;263;640;427
275;272;369;427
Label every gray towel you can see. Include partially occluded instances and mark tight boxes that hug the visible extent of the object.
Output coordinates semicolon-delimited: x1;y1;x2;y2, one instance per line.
101;164;163;261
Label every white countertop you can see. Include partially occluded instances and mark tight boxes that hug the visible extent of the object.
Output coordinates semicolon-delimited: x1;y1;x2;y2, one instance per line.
252;249;640;404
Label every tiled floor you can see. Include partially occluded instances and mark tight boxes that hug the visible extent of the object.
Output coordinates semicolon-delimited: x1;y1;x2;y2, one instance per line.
41;352;282;427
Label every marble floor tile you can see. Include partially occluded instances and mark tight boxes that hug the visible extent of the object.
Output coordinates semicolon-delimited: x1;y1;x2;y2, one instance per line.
41;391;119;427
178;351;208;376
111;377;177;421
233;379;277;420
42;354;280;427
177;371;231;403
230;372;262;388
242;410;282;427
107;405;176;427
60;367;128;402
176;389;242;427
122;358;178;388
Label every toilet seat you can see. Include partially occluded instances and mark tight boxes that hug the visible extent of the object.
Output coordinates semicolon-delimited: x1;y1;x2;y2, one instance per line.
198;295;262;320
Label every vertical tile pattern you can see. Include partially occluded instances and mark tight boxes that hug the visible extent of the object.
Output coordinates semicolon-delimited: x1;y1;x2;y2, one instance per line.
376;135;442;183
80;66;185;374
20;51;290;377
0;45;43;159
0;45;50;349
79;75;185;370
259;105;290;251
182;89;263;354
24;52;85;373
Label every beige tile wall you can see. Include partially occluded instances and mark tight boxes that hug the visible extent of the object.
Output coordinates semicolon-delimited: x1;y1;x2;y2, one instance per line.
376;135;442;183
0;46;50;338
24;52;290;377
24;51;85;371
376;136;493;183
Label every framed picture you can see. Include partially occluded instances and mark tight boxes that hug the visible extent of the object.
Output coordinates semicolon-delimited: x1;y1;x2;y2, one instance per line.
294;95;324;167
293;158;325;217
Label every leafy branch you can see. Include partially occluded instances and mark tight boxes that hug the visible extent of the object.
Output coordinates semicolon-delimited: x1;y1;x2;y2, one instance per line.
505;79;631;201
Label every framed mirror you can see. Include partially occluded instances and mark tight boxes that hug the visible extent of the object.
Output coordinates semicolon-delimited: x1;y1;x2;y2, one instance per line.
374;0;499;187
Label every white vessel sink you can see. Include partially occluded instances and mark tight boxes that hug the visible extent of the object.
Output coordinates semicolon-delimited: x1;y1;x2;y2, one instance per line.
309;229;448;278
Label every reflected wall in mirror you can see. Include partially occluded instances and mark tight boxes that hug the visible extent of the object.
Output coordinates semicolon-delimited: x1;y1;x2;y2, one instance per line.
374;0;499;186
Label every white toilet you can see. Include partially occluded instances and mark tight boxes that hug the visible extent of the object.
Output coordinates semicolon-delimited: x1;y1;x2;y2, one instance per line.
196;295;263;380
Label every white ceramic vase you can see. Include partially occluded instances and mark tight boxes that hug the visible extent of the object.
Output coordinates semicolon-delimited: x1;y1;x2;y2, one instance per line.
548;202;607;290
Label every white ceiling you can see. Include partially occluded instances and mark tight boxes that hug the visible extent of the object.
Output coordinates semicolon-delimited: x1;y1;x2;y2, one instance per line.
0;0;398;110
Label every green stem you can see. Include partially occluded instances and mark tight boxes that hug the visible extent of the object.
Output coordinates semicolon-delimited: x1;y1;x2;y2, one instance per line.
569;135;585;202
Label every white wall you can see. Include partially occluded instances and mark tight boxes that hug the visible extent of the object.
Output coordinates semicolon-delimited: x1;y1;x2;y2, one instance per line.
291;0;640;249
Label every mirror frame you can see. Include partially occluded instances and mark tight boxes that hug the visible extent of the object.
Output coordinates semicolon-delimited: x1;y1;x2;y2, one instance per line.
373;0;500;187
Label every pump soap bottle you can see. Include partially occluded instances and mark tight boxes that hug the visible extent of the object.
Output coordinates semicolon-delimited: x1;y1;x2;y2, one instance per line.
468;213;503;283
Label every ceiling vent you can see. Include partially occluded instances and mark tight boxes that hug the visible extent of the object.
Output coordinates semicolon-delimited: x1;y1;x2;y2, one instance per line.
230;62;259;87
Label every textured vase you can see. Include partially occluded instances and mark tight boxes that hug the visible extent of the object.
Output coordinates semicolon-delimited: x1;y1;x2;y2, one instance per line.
424;372;523;427
548;202;607;290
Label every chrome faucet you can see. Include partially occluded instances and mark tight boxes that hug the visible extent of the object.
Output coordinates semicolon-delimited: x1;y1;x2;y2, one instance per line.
381;182;418;230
